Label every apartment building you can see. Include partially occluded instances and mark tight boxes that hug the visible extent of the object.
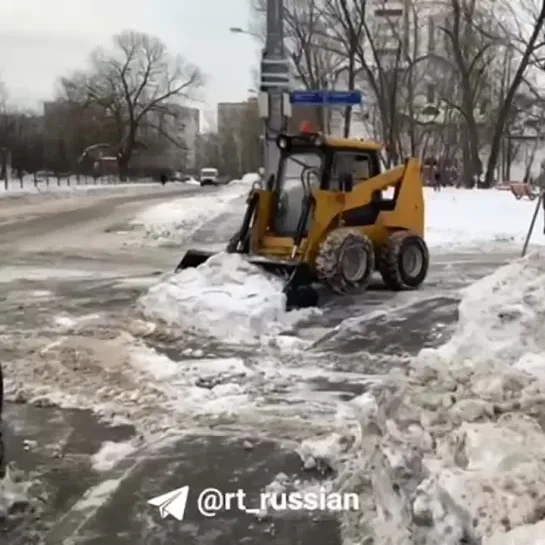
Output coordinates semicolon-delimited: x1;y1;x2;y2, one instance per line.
216;97;261;175
217;98;259;136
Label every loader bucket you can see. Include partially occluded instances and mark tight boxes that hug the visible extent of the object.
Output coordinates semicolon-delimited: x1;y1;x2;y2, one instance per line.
245;258;317;309
175;249;215;272
175;251;318;308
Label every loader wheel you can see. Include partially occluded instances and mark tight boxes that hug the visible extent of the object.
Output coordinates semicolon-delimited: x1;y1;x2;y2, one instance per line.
316;228;374;294
379;231;429;290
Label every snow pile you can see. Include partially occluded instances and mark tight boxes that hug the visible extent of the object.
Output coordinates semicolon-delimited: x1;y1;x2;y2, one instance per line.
299;252;545;545
138;252;319;343
0;468;32;520
420;250;545;370
230;172;261;186
91;440;137;472
425;187;545;251
131;174;258;241
129;345;255;416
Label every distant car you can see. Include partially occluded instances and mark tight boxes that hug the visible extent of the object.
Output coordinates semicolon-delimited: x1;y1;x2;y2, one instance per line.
199;168;219;186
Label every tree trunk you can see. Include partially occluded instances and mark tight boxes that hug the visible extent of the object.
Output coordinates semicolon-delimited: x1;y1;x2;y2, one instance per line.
343;51;356;138
117;154;130;181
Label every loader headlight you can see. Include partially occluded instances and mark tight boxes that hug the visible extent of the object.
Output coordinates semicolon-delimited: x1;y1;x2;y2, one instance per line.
277;135;289;149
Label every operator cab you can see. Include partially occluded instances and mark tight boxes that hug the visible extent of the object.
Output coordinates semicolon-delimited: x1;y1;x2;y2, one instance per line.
272;122;382;236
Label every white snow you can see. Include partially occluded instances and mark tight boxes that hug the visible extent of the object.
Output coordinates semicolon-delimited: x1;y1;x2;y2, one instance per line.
131;173;259;241
91;440;137;472
128;344;255;416
0;469;31;520
131;183;543;250
69;479;123;511
419;250;545;371
0;178;164;199
309;250;545;545
54;313;102;331
0;267;114;283
425;187;545;250
138;252;320;343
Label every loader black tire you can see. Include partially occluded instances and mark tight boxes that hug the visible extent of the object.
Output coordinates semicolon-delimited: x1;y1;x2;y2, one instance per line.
316;228;374;294
379;231;429;290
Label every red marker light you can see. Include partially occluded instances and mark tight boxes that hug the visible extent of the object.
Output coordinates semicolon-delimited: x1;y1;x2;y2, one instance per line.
300;121;315;133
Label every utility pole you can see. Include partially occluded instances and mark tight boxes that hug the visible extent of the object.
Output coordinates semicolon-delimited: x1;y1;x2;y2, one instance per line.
259;0;290;183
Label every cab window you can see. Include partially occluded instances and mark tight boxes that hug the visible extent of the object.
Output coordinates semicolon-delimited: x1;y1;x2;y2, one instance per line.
331;151;378;189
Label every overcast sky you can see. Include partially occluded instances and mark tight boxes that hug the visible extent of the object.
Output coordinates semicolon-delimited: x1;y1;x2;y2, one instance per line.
0;0;260;113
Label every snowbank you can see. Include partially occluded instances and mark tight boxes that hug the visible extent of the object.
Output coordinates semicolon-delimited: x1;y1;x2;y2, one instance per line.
0;178;167;199
130;173;259;241
138;252;319;343
420;250;545;370
300;251;545;545
425;187;545;251
91;440;137;472
132;184;544;251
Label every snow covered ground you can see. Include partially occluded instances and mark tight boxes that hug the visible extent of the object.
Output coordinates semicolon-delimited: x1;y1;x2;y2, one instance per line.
427;187;545;251
133;185;545;250
129;173;259;241
128;186;545;543
0;177;164;199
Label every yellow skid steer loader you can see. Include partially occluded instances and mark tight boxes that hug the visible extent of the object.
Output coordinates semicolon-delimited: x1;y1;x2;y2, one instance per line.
176;123;429;308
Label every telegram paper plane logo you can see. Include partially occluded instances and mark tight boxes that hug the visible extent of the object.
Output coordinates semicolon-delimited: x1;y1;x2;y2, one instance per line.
148;486;190;521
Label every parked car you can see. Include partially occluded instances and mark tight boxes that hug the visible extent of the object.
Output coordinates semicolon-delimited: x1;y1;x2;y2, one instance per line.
199;167;219;186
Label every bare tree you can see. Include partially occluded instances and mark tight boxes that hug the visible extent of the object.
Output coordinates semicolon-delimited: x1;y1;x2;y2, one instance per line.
482;0;545;186
251;0;344;131
348;0;421;164
0;81;12;181
59;30;204;179
319;0;366;136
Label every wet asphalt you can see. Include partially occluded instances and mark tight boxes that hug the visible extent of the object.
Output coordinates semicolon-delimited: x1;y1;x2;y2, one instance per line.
0;189;521;545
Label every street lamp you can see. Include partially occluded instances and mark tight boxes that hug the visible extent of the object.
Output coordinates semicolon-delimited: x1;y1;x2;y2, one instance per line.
229;26;261;39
